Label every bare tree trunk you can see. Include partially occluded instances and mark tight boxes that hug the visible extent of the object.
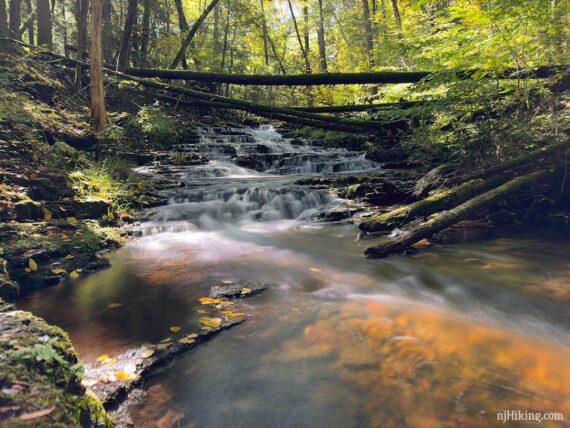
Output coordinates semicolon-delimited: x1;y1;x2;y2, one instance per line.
140;0;151;66
212;1;220;60
36;0;52;49
286;0;311;73
391;0;402;34
259;0;269;65
220;0;230;71
0;0;8;52
23;0;33;44
90;0;107;132
9;0;21;39
170;0;222;69
102;0;113;64
316;0;327;71
361;0;375;68
117;0;137;71
303;3;309;56
74;0;88;88
60;0;67;56
173;0;189;69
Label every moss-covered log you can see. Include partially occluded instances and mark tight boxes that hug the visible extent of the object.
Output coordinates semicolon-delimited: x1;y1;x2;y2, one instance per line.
122;65;568;86
365;169;552;258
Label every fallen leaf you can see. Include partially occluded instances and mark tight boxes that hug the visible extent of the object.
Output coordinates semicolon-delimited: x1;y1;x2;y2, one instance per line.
28;259;38;272
66;217;78;224
310;267;322;272
196;309;206;314
51;268;66;275
241;287;252;295
114;369;136;381
199;297;215;305
221;280;234;284
70;270;80;280
199;317;222;328
42;207;52;221
169;326;181;333
96;355;116;365
107;303;123;309
64;254;74;260
156;343;170;350
178;336;196;344
140;349;154;359
18;407;54;420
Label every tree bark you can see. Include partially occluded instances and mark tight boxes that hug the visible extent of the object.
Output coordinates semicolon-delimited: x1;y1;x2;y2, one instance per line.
36;0;51;49
170;0;222;69
9;0;21;39
292;101;427;112
259;0;269;65
316;0;327;71
173;0;189;69
22;0;32;43
361;0;375;68
90;0;107;132
287;0;311;74
102;0;113;64
140;0;151;66
364;169;552;258
390;0;402;34
74;0;89;88
117;0;137;72
0;0;8;52
120;65;567;86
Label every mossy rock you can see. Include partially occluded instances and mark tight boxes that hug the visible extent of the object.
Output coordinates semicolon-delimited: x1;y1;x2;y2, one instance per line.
0;309;113;427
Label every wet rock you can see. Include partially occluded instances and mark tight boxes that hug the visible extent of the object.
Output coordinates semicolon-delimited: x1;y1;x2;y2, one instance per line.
14;200;43;221
210;281;270;299
0;259;19;301
0;309;112;426
47;200;111;219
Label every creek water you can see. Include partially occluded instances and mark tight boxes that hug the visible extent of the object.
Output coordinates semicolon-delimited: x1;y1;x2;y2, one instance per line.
20;126;570;427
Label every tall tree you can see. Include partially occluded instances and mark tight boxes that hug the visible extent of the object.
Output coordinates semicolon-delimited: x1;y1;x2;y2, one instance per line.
361;0;375;68
0;0;7;52
23;0;33;44
391;0;402;34
36;0;52;49
9;0;21;38
117;0;137;71
102;0;113;64
173;0;190;69
287;0;311;73
170;0;222;69
90;0;107;132
259;0;269;65
140;0;151;66
316;0;327;71
74;0;89;88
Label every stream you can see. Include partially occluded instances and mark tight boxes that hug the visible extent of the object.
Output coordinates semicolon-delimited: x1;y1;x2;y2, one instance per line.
20;126;570;427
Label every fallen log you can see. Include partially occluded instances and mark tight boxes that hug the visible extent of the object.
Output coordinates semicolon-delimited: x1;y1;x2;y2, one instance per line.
364;169;552;258
122;65;568;86
290;101;428;113
360;139;570;233
359;174;511;233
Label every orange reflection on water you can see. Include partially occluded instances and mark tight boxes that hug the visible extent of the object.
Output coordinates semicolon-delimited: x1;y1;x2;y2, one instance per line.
275;299;570;427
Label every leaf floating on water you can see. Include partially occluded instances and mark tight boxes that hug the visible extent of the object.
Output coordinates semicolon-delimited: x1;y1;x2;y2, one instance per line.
64;254;74;260
96;355;116;365
178;336;196;345
241;287;252;295
107;303;123;309
221;280;234;284
310;267;322;272
51;268;66;275
169;326;181;333
28;259;38;272
70;270;80;280
198;317;222;328
18;407;55;420
198;297;215;305
156;343;170;350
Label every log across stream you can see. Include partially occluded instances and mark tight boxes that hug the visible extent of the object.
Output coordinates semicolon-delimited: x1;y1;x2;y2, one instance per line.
18;126;570;427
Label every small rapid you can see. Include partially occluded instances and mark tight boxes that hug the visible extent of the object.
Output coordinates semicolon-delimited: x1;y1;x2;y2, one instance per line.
19;125;570;428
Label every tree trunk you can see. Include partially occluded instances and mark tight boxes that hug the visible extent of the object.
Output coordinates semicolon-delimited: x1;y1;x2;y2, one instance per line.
173;0;189;69
303;3;309;57
9;0;21;38
170;0;222;69
287;0;311;74
361;0;375;68
259;0;269;65
102;0;113;64
0;0;8;52
90;0;107;132
117;0;137;71
74;0;88;89
140;0;151;66
365;169;552;258
391;0;402;34
36;0;51;49
316;0;327;71
120;65;566;86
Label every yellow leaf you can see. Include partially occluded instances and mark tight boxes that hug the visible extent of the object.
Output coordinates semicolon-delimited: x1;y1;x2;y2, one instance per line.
178;335;196;344
198;317;222;328
51;268;66;275
28;258;38;272
310;267;321;272
156;343;170;350
70;270;80;280
66;217;78;224
114;369;136;381
169;326;181;333
221;280;233;284
97;354;111;362
199;297;215;305
241;287;252;295
107;211;114;220
140;349;154;359
64;254;74;260
42;207;52;221
197;309;206;314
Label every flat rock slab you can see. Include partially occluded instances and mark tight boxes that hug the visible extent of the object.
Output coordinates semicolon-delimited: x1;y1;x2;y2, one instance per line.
84;282;270;412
